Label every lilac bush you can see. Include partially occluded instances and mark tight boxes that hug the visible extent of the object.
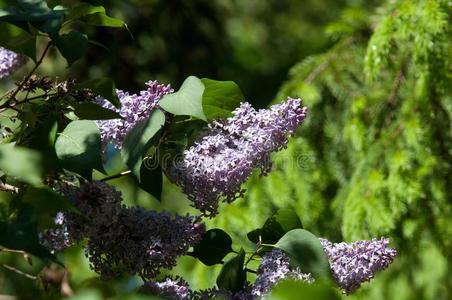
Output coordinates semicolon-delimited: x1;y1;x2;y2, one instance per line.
0;1;404;299
170;98;308;216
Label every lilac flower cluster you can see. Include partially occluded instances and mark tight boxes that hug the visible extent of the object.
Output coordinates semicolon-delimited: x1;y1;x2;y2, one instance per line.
95;80;173;150
143;249;312;300
141;277;191;300
41;182;205;280
0;47;26;79
319;238;397;294
171;98;308;216
251;249;313;297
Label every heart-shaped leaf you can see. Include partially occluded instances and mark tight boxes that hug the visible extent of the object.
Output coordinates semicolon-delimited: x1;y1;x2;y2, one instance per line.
275;229;331;279
201;78;244;120
159;76;206;121
193;229;233;266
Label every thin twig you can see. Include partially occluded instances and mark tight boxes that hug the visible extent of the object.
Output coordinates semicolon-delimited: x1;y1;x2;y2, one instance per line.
383;59;409;127
387;61;407;105
0;182;19;193
0;247;27;255
1;264;38;280
99;170;132;181
9;42;52;101
304;59;333;84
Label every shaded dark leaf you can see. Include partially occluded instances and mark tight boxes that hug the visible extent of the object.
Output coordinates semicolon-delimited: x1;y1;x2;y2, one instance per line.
74;103;121;120
53;31;88;66
216;248;246;293
193;229;233;266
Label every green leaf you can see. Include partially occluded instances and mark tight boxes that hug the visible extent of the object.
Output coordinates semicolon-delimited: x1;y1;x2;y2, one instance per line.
247;209;303;244
159;76;207;121
201;78;244;120
74;103;121;120
121;109;165;180
28;115;60;171
65;3;105;22
0;0;65;35
0;23;36;61
0;143;43;185
193;229;233;266
138;157;162;201
0;204;56;263
80;12;125;28
216;248;246;293
53;31;88;66
159;118;206;173
76;77;120;108
55;120;104;180
267;279;340;300
275;229;331;279
22;186;76;230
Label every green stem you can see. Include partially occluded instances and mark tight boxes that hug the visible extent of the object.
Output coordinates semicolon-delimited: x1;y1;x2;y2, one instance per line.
259;243;275;248
9;41;52;101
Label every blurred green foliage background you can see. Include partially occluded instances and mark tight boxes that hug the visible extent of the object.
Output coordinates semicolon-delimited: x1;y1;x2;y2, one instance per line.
1;0;451;299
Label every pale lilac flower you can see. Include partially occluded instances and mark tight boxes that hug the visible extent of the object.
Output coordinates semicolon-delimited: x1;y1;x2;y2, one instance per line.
319;238;397;294
171;98;307;216
0;47;26;79
141;277;190;300
95;80;173;150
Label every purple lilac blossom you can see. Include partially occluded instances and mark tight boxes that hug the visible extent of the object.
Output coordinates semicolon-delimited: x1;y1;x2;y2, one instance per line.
171;98;307;216
95;80;173;151
86;207;205;279
0;47;26;79
141;277;190;300
40;182;205;280
251;249;313;297
319;237;397;294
